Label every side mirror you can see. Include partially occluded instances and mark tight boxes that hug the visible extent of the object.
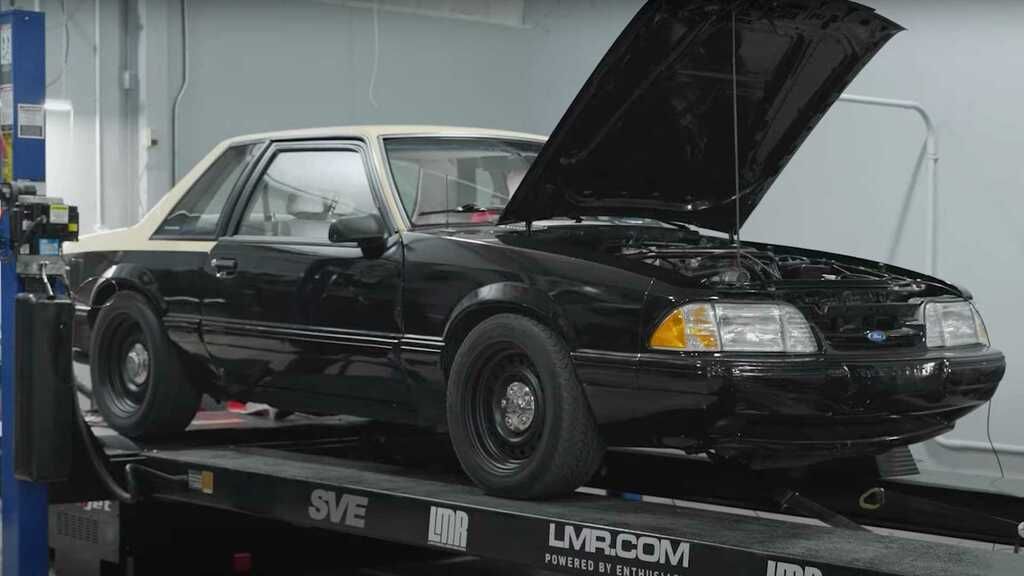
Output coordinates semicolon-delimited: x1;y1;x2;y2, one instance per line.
329;214;387;247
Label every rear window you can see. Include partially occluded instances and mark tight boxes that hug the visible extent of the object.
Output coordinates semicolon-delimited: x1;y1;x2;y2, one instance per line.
154;143;259;238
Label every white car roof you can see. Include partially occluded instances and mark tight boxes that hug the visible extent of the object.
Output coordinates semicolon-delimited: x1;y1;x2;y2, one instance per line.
222;125;548;146
67;125;547;253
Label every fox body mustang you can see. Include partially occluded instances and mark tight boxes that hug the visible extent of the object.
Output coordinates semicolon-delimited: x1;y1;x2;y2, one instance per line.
67;0;1003;498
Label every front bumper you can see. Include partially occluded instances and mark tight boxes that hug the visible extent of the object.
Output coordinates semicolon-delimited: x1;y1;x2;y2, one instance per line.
577;347;1005;466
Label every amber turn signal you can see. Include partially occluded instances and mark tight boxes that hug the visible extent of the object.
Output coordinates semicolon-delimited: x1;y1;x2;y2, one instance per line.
649;303;721;352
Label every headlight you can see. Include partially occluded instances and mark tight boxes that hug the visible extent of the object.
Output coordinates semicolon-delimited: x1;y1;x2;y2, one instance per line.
650;302;818;353
923;300;989;348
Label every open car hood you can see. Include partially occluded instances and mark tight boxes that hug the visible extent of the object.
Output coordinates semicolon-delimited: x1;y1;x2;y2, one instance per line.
500;0;902;232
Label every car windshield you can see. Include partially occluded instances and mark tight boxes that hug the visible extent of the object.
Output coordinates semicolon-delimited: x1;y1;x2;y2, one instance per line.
385;137;542;227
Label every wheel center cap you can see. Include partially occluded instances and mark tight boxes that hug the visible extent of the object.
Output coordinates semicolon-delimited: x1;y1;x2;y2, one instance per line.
499;381;535;433
124;343;150;387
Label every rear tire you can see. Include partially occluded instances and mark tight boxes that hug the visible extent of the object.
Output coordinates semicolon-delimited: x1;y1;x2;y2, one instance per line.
90;291;200;439
447;314;604;499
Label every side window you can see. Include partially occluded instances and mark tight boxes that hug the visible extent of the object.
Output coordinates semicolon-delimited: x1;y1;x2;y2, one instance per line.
238;149;379;241
154;143;258;238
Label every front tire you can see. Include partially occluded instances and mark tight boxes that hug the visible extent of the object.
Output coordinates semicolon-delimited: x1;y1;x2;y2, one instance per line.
447;314;604;499
90;291;200;439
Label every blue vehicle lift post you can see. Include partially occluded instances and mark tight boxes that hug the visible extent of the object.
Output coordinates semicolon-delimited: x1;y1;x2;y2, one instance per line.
0;9;49;576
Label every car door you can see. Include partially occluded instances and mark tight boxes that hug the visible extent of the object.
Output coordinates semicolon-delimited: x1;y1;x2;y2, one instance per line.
201;140;407;418
141;141;265;360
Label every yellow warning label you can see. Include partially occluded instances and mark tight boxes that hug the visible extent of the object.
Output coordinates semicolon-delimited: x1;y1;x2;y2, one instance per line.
50;204;69;224
1;131;11;183
187;469;215;495
200;470;214;495
68;222;78;232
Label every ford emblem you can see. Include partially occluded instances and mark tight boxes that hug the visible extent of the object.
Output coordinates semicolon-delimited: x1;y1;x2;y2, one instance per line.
867;330;888;344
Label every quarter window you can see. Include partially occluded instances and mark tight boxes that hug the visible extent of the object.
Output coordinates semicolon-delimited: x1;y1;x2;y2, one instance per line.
238;149;379;240
154;143;258;238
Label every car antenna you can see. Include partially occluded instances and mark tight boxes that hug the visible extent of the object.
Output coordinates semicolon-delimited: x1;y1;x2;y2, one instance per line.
731;6;742;269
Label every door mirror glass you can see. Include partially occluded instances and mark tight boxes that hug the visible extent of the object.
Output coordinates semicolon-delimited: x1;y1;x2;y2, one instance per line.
329;214;386;245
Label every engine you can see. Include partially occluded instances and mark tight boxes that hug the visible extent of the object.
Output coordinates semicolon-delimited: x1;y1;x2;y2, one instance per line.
620;244;918;288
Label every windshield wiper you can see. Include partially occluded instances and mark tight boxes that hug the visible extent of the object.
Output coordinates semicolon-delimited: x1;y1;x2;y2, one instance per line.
656;219;696;231
418;203;503;217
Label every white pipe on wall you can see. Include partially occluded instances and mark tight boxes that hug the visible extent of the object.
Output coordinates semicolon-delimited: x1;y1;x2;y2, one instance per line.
930;437;1024;457
94;0;104;230
171;0;190;183
836;95;1000;463
837;93;939;276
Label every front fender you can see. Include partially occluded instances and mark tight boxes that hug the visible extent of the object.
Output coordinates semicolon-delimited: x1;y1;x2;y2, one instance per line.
444;282;577;349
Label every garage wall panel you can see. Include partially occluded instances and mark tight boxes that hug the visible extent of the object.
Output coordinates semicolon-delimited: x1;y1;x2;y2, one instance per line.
173;0;538;180
326;0;526;27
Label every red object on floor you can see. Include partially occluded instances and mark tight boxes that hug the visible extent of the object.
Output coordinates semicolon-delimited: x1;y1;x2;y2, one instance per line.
232;552;253;574
226;401;247;413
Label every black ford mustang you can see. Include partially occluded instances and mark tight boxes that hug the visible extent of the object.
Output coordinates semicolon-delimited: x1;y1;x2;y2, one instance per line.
67;0;1004;498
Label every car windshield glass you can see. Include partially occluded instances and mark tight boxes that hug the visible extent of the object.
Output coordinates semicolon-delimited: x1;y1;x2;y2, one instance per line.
385;137;541;227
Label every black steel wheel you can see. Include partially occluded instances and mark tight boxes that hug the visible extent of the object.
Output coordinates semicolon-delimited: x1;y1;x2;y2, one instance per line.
90;291;200;439
106;324;151;416
468;345;545;470
447;314;604;499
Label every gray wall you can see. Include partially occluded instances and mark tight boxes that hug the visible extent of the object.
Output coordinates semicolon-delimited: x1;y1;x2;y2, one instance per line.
173;0;622;174
31;0;1024;477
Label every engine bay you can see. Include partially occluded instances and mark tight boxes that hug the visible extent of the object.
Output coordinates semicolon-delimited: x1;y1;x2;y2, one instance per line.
516;223;953;296
573;225;943;294
511;223;964;351
610;228;962;350
620;243;929;291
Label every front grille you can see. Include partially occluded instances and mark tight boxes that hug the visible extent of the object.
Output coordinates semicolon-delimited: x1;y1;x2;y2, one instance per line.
825;327;923;351
802;302;924;352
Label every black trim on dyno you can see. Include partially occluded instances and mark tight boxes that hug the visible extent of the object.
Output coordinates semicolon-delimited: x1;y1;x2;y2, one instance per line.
120;444;1023;576
49;413;1024;576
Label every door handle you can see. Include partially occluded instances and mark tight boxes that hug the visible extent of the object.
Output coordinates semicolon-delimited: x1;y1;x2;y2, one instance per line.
211;258;238;278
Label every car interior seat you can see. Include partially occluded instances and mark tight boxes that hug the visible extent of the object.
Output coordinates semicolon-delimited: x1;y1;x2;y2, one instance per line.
285;192;331;240
239;181;296;237
502;165;527;206
411;168;451;226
